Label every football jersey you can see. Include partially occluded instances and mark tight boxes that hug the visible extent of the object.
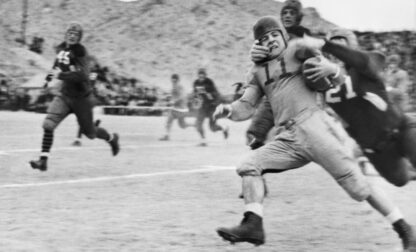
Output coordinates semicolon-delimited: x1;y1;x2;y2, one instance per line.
171;83;187;109
322;41;403;149
193;77;220;107
53;42;92;97
246;39;320;126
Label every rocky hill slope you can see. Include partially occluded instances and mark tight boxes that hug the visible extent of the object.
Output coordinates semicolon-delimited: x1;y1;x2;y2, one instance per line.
0;0;336;92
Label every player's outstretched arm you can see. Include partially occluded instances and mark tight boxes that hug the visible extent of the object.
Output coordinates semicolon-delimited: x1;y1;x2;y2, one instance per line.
219;85;261;121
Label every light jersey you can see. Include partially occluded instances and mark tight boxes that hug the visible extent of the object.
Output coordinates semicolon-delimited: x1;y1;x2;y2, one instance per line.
171;83;187;109
246;39;320;126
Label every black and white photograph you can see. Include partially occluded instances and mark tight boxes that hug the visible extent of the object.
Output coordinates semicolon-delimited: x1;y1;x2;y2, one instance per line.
1;0;416;251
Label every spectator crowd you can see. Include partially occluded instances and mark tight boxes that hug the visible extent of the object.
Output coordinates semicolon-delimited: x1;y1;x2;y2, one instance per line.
1;30;415;114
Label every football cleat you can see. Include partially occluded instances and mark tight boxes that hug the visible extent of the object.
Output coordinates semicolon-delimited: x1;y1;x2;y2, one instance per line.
72;139;82;146
29;159;47;172
217;212;265;246
109;133;120;156
223;126;230;140
159;135;170;141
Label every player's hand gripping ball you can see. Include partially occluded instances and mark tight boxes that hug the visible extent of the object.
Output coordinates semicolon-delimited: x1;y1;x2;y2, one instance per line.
302;56;334;92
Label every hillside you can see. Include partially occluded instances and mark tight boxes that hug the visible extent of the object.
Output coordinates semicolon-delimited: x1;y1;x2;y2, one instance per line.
0;0;336;93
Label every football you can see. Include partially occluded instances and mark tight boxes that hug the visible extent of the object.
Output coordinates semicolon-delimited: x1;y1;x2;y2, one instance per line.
302;56;333;92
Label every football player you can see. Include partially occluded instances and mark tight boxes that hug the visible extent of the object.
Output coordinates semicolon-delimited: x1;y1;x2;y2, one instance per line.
29;22;120;171
192;68;228;146
159;74;194;141
213;16;416;250
302;28;416;188
246;0;311;150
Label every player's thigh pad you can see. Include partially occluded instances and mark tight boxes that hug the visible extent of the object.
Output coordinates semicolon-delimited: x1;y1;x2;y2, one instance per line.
304;111;371;201
43;96;71;131
237;128;308;176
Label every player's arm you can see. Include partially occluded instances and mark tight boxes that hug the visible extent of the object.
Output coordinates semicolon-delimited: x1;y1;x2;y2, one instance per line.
57;65;89;83
229;85;262;121
322;40;382;79
214;70;263;121
303;55;345;86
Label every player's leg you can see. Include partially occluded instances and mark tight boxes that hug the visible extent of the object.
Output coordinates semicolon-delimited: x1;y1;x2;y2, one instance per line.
217;135;308;246
246;98;274;150
367;145;414;186
308;111;416;251
160;110;175;141
398;114;416;178
30;96;70;171
208;114;229;140
176;109;194;129
72;126;83;146
205;105;229;139
73;119;101;146
74;96;120;156
195;109;207;146
327;113;375;176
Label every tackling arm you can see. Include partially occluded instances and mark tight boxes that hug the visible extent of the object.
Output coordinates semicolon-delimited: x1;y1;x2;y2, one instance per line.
322;41;381;79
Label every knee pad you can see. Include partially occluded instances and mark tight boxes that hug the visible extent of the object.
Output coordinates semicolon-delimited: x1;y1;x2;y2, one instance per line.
337;171;371;202
236;161;262;177
42;118;58;131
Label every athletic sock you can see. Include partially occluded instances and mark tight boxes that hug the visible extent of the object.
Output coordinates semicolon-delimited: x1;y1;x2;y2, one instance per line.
245;203;264;218
387;207;404;224
40;129;54;158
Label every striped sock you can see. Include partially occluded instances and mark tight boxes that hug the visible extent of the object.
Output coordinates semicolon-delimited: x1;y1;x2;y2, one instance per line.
41;129;54;159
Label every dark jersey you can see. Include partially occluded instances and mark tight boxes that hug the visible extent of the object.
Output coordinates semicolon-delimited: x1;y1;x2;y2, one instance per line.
193;77;221;108
322;41;403;149
53;42;92;97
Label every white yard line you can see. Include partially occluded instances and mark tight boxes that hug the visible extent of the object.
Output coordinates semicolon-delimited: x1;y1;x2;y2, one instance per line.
2;142;223;154
0;165;235;188
0;133;152;138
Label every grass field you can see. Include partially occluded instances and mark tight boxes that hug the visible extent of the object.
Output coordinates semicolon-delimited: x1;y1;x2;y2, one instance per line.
1;111;415;252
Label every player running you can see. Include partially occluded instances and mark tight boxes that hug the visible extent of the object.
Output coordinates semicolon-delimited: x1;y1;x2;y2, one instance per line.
192;68;229;146
213;16;416;250
159;74;194;141
29;22;120;171
246;0;311;150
